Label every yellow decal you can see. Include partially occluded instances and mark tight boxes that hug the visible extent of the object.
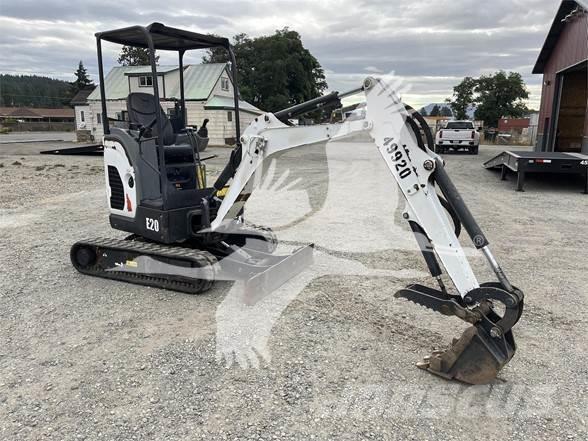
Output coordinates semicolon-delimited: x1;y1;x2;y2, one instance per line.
215;186;230;198
196;164;207;189
126;260;138;268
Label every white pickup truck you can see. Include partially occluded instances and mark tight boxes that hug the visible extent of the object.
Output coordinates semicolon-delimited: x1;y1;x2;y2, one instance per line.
435;121;480;155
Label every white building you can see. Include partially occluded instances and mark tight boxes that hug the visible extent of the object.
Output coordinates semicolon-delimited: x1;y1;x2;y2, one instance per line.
81;63;263;146
70;88;95;142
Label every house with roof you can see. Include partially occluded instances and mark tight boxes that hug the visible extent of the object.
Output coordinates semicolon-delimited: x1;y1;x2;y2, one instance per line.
0;107;74;123
81;63;263;146
0;106;75;132
534;0;588;153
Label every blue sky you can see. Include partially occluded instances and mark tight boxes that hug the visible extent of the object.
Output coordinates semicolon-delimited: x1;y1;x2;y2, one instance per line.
0;0;562;108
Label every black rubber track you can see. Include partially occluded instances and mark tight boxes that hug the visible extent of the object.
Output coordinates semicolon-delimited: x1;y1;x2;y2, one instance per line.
71;237;218;294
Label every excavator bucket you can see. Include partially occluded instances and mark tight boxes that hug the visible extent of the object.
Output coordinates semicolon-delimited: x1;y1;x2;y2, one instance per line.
417;324;516;385
395;284;523;384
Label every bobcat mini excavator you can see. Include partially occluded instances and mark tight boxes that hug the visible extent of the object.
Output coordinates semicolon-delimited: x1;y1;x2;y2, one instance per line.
71;23;524;385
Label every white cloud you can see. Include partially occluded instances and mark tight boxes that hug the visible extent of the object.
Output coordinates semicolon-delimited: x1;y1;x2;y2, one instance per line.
0;0;559;108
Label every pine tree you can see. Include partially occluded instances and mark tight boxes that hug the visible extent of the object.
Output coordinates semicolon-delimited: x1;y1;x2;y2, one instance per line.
0;74;74;107
73;61;94;92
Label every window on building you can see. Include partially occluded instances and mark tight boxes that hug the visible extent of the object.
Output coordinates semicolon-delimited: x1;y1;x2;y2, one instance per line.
139;76;153;87
114;111;129;122
97;113;102;124
221;77;230;91
227;111;233;122
80;111;85;122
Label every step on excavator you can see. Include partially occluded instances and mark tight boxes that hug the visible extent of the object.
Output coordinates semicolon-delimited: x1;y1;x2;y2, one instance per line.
71;23;524;384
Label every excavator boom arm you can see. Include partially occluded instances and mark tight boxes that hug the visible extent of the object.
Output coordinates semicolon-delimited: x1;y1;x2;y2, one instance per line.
213;78;479;297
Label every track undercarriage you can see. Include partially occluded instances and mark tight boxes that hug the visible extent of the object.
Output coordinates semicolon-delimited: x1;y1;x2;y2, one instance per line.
71;222;313;299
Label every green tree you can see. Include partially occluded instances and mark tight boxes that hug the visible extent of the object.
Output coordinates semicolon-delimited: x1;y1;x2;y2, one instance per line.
474;71;529;127
117;46;160;66
0;74;73;107
203;28;327;112
447;71;528;127
73;61;94;92
447;76;476;120
430;104;440;117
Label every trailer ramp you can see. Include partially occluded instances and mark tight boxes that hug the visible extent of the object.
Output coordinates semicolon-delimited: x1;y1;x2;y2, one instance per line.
484;151;588;193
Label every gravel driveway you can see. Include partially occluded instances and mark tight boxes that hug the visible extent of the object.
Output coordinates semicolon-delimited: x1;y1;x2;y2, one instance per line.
0;142;586;440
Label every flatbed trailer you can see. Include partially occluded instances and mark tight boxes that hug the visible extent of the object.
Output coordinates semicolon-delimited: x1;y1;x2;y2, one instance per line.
483;151;588;193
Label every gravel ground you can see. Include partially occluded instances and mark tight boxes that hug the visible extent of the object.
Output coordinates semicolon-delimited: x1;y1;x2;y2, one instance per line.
0;141;586;441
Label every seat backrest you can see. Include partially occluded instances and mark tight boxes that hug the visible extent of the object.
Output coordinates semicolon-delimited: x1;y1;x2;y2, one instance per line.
127;92;175;145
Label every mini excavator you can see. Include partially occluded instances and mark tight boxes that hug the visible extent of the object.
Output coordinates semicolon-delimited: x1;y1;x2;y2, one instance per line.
71;23;524;384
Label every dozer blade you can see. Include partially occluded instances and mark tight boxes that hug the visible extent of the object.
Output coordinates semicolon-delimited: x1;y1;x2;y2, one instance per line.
244;244;314;304
417;323;516;385
217;244;315;305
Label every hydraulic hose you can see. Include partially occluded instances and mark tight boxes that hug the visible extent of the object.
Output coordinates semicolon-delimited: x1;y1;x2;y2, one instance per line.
405;105;435;151
439;195;462;237
403;105;462;237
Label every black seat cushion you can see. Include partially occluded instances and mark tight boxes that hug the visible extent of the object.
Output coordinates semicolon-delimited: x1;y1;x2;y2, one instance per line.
127;92;175;146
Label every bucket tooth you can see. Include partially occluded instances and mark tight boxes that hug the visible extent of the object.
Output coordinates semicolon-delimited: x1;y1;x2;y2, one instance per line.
416;360;430;370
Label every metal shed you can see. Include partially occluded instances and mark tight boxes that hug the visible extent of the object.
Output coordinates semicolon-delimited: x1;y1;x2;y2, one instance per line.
534;0;588;153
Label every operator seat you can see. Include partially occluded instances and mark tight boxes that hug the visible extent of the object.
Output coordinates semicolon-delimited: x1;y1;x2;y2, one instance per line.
126;92;207;152
124;92;216;209
127;92;177;145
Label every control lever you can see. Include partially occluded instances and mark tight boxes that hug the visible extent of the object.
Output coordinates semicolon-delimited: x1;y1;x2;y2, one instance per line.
133;117;158;143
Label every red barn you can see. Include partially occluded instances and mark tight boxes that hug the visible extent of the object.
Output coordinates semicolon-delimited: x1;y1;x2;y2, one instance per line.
534;0;588;153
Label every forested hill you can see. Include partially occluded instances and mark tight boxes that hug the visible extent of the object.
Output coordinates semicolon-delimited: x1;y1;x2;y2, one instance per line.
0;74;74;108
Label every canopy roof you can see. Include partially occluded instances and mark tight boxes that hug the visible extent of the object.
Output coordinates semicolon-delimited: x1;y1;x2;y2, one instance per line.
96;22;230;51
